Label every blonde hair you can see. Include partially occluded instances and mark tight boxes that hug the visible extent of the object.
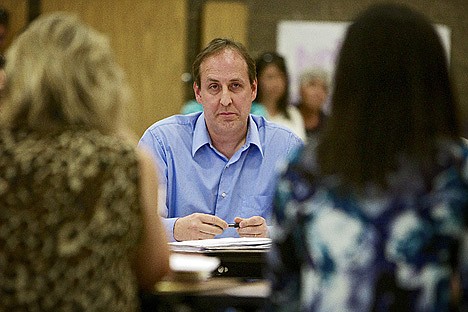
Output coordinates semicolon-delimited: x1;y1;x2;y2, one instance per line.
1;12;130;133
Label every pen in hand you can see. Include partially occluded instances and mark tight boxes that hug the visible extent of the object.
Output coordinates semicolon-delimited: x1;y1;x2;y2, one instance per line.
228;222;240;228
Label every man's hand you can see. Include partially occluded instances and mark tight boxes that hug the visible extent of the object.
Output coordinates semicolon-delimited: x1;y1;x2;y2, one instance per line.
234;216;268;238
174;213;228;241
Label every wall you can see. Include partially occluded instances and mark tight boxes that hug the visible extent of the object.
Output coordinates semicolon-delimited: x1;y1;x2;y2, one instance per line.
40;0;187;137
184;0;249;100
3;1;468;134
0;0;28;54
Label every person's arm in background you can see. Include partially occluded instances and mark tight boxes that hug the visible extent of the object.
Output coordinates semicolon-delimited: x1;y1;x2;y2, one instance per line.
138;130;179;241
132;149;170;291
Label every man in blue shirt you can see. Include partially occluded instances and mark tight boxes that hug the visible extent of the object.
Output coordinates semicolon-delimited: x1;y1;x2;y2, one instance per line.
139;38;303;241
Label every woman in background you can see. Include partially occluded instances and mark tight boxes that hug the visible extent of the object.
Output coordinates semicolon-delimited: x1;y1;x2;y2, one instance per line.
255;51;306;141
0;13;169;311
268;3;467;311
296;67;330;147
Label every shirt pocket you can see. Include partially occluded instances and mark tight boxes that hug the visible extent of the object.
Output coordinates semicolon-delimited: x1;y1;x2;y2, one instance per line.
237;194;274;221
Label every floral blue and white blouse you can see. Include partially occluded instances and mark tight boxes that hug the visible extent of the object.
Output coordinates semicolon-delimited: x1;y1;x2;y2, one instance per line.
268;140;468;312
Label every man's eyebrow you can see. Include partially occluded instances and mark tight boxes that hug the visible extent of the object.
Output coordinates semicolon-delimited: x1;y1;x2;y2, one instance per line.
203;75;246;84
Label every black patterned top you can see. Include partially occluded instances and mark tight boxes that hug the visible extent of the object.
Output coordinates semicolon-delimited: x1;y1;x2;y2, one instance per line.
0;128;143;311
269;140;468;311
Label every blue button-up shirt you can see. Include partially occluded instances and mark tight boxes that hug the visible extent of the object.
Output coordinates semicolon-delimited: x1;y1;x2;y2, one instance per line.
139;112;303;241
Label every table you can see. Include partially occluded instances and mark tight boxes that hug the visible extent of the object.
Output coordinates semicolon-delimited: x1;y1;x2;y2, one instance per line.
205;250;268;279
140;277;270;312
140;250;271;312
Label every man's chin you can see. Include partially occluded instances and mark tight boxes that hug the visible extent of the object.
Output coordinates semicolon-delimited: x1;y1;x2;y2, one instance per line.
216;114;240;123
216;120;245;132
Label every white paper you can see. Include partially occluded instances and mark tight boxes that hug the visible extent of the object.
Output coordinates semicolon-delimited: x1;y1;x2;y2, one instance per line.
170;253;220;273
169;237;272;253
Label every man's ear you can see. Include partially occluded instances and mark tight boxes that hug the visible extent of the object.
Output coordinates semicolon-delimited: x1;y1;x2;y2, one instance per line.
193;82;202;103
250;79;258;101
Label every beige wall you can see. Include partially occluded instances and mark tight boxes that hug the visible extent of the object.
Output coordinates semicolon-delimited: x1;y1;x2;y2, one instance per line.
42;0;187;137
0;0;28;54
202;1;248;48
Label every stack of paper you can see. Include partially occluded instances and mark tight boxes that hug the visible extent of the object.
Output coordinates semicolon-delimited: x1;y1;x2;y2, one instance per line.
168;253;221;281
169;237;272;253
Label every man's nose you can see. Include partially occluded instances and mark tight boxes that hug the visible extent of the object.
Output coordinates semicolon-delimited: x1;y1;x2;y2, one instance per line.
220;88;233;106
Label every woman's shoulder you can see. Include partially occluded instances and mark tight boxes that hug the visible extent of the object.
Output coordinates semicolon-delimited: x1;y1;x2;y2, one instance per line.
440;137;468;170
32;129;140;170
286;105;303;118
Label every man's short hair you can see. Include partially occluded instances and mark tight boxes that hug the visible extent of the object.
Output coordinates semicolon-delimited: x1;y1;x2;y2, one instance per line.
192;38;256;88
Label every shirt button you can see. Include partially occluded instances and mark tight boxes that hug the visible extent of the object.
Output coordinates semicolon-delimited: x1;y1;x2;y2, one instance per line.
221;192;227;198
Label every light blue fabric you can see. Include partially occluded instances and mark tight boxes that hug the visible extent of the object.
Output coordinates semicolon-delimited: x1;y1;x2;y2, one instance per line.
139;112;303;241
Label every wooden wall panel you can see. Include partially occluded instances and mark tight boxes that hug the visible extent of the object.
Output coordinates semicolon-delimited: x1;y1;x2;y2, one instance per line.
42;0;187;137
202;1;248;48
0;0;28;54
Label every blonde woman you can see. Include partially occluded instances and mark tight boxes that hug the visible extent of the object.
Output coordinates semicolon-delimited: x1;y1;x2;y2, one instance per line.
0;13;169;311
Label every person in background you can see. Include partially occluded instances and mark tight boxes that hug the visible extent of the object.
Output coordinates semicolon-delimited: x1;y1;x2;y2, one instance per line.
254;51;306;141
181;98;268;117
0;6;9;52
0;13;170;311
139;38;303;242
268;3;467;312
296;67;330;147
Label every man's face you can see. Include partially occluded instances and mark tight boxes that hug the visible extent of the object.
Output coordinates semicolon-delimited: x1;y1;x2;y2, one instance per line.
194;48;257;138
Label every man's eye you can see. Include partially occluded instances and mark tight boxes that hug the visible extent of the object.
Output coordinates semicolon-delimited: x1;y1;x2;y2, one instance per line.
209;84;219;91
231;83;241;89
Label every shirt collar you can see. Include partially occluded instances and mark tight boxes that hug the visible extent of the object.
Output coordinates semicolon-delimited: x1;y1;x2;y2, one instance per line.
192;113;210;156
246;115;264;157
192;113;264;158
